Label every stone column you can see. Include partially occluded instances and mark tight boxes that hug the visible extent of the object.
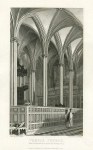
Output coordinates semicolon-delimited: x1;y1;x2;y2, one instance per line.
19;76;23;87
10;39;14;106
24;76;29;103
29;72;32;105
26;89;29;102
31;71;33;103
17;76;20;87
69;70;74;108
23;76;26;85
22;76;24;86
19;60;24;87
31;70;36;104
33;71;35;104
43;55;48;106
59;63;64;105
10;37;18;106
24;90;27;102
45;56;48;106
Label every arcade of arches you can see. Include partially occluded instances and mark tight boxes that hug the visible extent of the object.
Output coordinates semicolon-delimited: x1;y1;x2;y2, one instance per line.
10;8;83;109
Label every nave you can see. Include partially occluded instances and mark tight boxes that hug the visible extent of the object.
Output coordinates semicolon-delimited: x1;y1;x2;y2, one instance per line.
10;8;83;135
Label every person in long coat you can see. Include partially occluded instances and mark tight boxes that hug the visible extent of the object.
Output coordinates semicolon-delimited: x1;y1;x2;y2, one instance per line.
69;108;73;127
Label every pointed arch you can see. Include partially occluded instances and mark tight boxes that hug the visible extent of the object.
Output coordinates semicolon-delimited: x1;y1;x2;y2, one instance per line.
61;26;83;64
15;8;50;37
46;8;83;44
73;38;83;60
10;11;14;38
31;14;46;55
54;32;62;63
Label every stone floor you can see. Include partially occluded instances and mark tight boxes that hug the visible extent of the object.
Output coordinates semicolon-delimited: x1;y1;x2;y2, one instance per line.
34;123;83;136
10;122;83;136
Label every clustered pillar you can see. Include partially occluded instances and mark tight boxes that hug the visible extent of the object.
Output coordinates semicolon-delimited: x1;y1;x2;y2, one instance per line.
10;37;18;106
31;70;36;104
29;72;32;105
43;55;48;106
10;38;13;106
59;63;64;105
24;75;28;103
69;69;74;108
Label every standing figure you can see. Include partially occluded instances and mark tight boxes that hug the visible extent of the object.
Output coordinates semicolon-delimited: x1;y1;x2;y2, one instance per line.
69;108;73;127
65;108;70;128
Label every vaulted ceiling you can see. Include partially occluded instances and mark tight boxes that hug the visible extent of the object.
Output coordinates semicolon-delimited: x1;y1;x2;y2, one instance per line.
10;8;83;71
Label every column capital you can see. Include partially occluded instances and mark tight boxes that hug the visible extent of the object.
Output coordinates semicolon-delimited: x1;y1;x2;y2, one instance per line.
42;54;48;58
32;69;36;73
10;37;19;45
59;62;64;67
31;65;36;72
31;67;36;73
29;68;36;74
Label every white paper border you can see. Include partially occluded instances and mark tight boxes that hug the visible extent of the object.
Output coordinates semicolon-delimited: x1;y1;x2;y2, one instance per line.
0;0;93;150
